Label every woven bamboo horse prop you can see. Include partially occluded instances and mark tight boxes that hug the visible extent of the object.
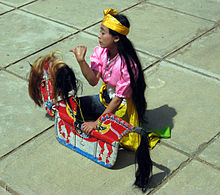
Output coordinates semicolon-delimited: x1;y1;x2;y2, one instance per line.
28;51;152;192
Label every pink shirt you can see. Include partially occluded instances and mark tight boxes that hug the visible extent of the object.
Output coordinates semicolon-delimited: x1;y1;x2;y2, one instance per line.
90;46;138;98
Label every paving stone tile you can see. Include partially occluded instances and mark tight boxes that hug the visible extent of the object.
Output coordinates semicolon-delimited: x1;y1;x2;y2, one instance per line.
144;62;220;154
22;0;141;29
167;27;220;79
137;52;158;70
86;3;214;57
0;10;76;67
154;160;220;195
199;135;220;168
149;144;188;189
0;125;187;194
149;0;220;21
0;71;53;157
0;0;34;7
0;3;13;14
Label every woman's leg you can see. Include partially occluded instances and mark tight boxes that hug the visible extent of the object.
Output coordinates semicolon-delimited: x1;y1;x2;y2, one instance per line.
77;95;106;121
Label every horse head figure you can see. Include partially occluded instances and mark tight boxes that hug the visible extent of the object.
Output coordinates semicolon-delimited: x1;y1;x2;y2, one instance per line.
28;51;79;116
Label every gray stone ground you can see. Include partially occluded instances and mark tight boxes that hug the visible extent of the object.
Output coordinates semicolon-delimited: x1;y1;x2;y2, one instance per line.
0;0;220;194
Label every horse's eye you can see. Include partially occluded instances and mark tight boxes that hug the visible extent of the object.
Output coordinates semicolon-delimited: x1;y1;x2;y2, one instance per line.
41;80;45;88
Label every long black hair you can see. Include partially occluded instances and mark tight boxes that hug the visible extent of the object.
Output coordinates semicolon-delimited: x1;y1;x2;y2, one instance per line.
54;65;79;107
109;14;147;125
109;14;151;192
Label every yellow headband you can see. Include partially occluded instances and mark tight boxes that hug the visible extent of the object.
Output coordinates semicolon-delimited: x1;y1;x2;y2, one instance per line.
102;8;129;36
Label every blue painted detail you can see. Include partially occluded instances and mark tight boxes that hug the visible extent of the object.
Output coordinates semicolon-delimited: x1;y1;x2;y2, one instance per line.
121;130;129;136
106;115;109;119
105;163;111;168
80;132;89;139
99;161;105;166
46;100;53;108
56;137;112;167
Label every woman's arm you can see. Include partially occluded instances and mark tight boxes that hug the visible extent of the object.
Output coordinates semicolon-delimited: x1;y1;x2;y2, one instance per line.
70;46;100;86
82;96;123;135
102;95;123;115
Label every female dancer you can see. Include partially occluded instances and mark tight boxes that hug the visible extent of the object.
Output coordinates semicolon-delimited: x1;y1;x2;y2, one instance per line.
70;8;147;152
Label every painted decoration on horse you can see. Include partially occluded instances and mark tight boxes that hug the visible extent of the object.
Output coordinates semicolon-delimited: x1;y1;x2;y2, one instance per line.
54;96;139;167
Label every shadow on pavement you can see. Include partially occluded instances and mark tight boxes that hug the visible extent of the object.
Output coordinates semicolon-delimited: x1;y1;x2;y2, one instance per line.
112;148;135;169
148;161;171;189
143;104;177;131
112;152;171;189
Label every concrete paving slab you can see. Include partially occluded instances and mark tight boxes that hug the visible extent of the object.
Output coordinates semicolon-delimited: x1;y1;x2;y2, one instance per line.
0;127;187;194
199;135;220;168
0;10;76;68
149;144;188;190
86;3;214;58
144;61;220;154
167;27;220;79
0;71;53;157
154;160;220;195
22;0;141;30
0;3;13;14
149;0;220;22
0;0;34;7
138;52;158;70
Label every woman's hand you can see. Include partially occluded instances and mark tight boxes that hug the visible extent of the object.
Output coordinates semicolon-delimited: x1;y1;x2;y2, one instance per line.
70;46;87;63
82;121;97;135
70;46;100;86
